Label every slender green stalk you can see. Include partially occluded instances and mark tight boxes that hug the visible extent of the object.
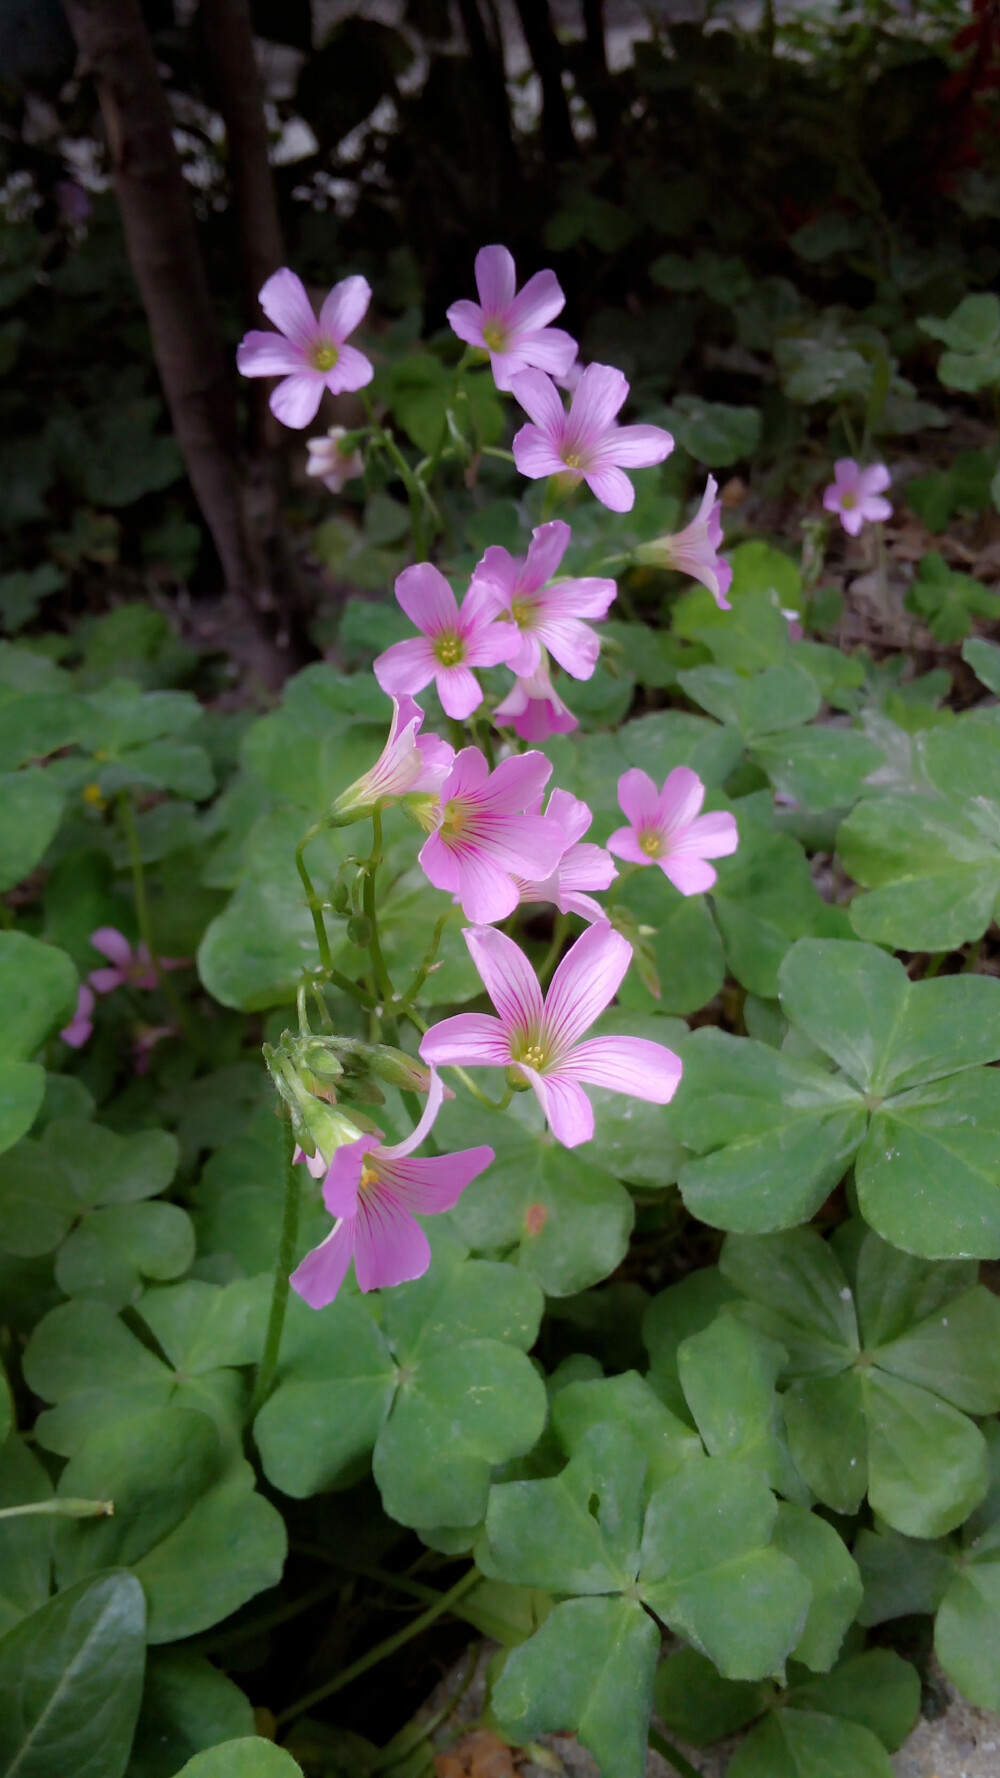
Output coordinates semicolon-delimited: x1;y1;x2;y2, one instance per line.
0;1497;113;1521
923;950;947;979
295;822;335;971
119;792;198;1048
648;1727;703;1778
274;1567;480;1725
248;1119;300;1419
401;911;454;1004
362;811;395;1006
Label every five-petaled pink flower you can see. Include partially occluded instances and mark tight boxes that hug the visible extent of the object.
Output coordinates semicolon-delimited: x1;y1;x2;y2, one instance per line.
236;268;373;429
635;476;732;608
608;768;739;894
419;748;565;924
306;426;364;492
446;245;577;393
494;656;579;742
88;928;185;994
375;564;518;721
822;460;892;536
421;923;682;1149
515;789;617;925
473;520;616;680
290;1072;493;1306
60;984;94;1049
511;364;673;513
335;695;454;821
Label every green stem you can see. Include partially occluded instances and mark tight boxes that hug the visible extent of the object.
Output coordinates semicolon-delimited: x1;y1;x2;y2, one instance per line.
603;861;637;918
480;445;516;463
401;912;454;1005
248;1119;300;1420
648;1728;703;1778
923;950;947;979
963;937;984;974
537;913;569;988
119;793;198;1049
471;711;496;771
295;822;335;972
274;1567;480;1726
0;1497;113;1521
363;811;396;1008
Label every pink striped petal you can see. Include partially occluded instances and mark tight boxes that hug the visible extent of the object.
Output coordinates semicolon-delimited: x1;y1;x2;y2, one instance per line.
480;750;553;815
290;1221;355;1308
475;245;517;313
464;924;544;1036
559;841;617;892
584;465;635;512
271;372;324;429
322;1137;376;1218
515;327;578;377
510;368;567;434
439;746;490;802
657;766;705;834
449;846;522;922
236;331;305;376
671;810;739;860
381;1070;446;1161
354;1193;431;1292
470;545;518;610
507;268;566;332
395;562;459;636
526;1067;594;1148
326;342;374;394
543;923;632;1054
512;426;568;480
479;813;566;880
319;274;371;342
606;826;650;867
437;664;483;720
382;1146;494;1213
562;1035;682;1101
568;363;629;442
546;788;594;847
374;636;438;699
602;422;673;468
522;520;571;591
536;576;617;620
535;615;600;679
259;268;318;348
508;632;543;678
662;856;719;894
420;1011;513;1068
465;620;520;670
447;298;487;348
616;768;661;831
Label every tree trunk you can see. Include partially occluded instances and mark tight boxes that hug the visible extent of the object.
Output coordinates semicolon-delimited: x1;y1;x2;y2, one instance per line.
60;0;285;666
511;0;576;167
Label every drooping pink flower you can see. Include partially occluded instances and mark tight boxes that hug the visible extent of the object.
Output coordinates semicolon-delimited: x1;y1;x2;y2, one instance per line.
60;984;94;1049
88;928;185;994
511;365;673;513
290;1072;493;1306
306;426;364;492
493;656;579;742
374;564;519;721
634;476;732;609
334;695;454;821
236;268;373;429
822;460;892;537
446;246;577;393
607;768;739;894
418;748;566;924
515;789;617;924
133;1024;174;1076
421;924;682;1149
472;520;616;680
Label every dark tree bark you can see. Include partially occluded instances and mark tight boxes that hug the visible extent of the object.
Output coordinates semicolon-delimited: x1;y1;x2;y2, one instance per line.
60;0;297;683
580;0;619;155
201;0;284;330
511;0;576;166
454;0;521;202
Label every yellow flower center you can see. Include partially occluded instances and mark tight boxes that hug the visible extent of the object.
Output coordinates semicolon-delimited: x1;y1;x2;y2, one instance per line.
562;451;583;470
434;632;464;667
359;1160;379;1192
640;831;663;858
312;342;339;371
516;1041;547;1071
511;598;534;629
442;798;469;837
840;490;856;509
482;322;506;352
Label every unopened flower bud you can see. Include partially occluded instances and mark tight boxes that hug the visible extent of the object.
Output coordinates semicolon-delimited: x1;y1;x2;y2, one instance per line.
505;1064;533;1093
332;881;350;913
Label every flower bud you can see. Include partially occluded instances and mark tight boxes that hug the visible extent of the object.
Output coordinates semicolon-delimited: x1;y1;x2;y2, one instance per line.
505;1064;533;1093
347;913;373;947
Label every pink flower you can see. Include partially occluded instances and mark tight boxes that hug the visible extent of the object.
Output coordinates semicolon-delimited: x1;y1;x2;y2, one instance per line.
133;1024;174;1076
289;1073;493;1306
335;695;454;820
493;656;579;742
418;748;566;924
634;476;732;609
472;520;616;680
515;789;616;924
446;245;577;393
88;928;185;994
60;984;94;1049
511;364;673;513
236;268;373;429
306;426;364;492
421;924;682;1149
607;768;739;894
822;460;892;537
374;564;518;721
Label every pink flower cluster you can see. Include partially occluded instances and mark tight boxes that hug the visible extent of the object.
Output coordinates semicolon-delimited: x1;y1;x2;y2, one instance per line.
60;928;186;1060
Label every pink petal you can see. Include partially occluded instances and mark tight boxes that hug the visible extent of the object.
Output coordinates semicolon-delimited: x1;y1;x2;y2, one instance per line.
270;372;324;429
526;1068;594;1148
510;368;567;436
322;1137;376;1218
374;636;439;699
479;813;566;880
480;750;553;815
521;520;571;592
559;841;617;892
507;268;566;333
508;632;543;678
568;363;629;443
536;576;617;621
606;826;652;867
602;422;673;468
616;768;661;831
290;1222;355;1309
585;465;635;512
382;1147;494;1213
474;244;517;313
658;766;706;834
326;342;374;394
449;846;522;922
857;462;891;497
543;922;633;1053
88;966;125;995
258;268;318;348
515;326;579;377
236;331;305;377
90;927;133;969
395;562;459;636
861;495;892;524
833;458;862;491
465;620;521;670
437;664;483;720
464;924;545;1035
447;298;486;349
354;1192;431;1293
319;274;371;342
381;1070;446;1161
510;694;578;742
440;746;490;802
562;1035;682;1102
420;1012;513;1068
546;788;593;847
672;810;739;860
663;856;719;895
470;545;517;611
839;507;865;538
822;485;844;515
535;615;600;679
512;426;569;480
